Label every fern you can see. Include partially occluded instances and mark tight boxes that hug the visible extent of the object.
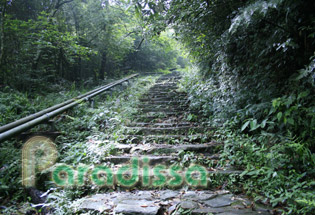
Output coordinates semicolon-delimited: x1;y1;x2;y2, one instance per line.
229;0;284;34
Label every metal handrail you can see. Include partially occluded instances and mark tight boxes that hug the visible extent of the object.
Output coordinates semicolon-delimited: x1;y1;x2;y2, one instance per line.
0;74;138;142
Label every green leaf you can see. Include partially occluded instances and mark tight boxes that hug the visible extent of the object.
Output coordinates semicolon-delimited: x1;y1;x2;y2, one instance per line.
261;119;268;128
272;99;279;108
241;121;250;131
277;112;283;121
287;118;294;125
250;119;259;131
298;91;309;100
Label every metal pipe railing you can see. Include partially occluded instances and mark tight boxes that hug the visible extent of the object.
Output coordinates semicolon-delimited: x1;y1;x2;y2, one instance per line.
0;74;138;142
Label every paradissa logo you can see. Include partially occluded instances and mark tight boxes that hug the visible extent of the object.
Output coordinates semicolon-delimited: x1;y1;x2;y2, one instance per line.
52;157;208;188
22;136;208;188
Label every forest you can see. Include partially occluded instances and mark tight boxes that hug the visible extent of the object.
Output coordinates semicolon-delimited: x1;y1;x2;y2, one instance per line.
0;0;314;215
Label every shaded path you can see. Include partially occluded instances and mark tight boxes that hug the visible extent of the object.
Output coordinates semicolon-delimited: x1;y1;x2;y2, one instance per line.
74;72;271;215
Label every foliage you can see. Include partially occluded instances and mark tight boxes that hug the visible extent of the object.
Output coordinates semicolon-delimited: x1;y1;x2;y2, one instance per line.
218;128;315;214
0;81;93;205
138;0;315;147
0;0;181;90
126;31;178;72
155;0;315;213
0;75;157;213
180;62;315;213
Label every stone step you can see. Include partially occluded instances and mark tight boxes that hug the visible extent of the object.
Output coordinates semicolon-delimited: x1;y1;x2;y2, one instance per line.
140;96;187;102
118;134;212;144
139;107;187;113
126;122;196;128
63;72;274;215
144;91;185;95
134;112;200;123
139;100;188;105
153;82;179;86
157;77;181;80
134;112;185;120
113;142;221;154
117;142;222;155
133;116;186;123
146;91;186;95
75;190;271;215
72;159;241;189
125;126;210;135
137;104;189;110
140;72;162;76
142;94;187;99
138;101;188;106
148;87;183;91
155;81;180;84
137;104;187;110
148;86;178;90
102;155;179;165
138;110;187;116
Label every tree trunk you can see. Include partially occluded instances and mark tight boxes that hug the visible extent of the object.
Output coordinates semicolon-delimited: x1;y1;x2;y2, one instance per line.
72;8;82;81
99;51;107;80
0;0;6;65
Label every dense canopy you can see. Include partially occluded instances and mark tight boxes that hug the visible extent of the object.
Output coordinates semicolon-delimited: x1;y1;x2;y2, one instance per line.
0;0;315;214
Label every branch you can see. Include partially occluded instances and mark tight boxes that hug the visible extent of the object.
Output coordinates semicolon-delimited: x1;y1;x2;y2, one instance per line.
262;18;290;34
136;38;144;50
123;31;135;39
52;0;74;16
87;24;107;44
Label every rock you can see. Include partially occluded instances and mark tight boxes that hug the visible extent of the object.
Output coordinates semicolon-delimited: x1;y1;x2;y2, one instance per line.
182;191;217;201
203;194;235;208
168;204;178;214
115;144;132;153
192;208;264;215
159;190;179;200
114;199;160;215
137;191;154;200
180;200;199;209
114;192;153;204
78;194;112;212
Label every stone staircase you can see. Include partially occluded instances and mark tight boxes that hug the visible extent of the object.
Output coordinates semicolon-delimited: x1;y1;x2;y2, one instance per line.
73;72;271;214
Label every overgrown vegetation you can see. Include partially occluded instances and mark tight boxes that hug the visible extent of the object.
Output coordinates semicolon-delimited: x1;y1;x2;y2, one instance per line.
0;75;158;214
1;0;315;214
155;0;315;213
0;0;183;90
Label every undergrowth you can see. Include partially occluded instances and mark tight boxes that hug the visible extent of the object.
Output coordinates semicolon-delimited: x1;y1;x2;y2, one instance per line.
0;75;158;214
179;66;315;215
